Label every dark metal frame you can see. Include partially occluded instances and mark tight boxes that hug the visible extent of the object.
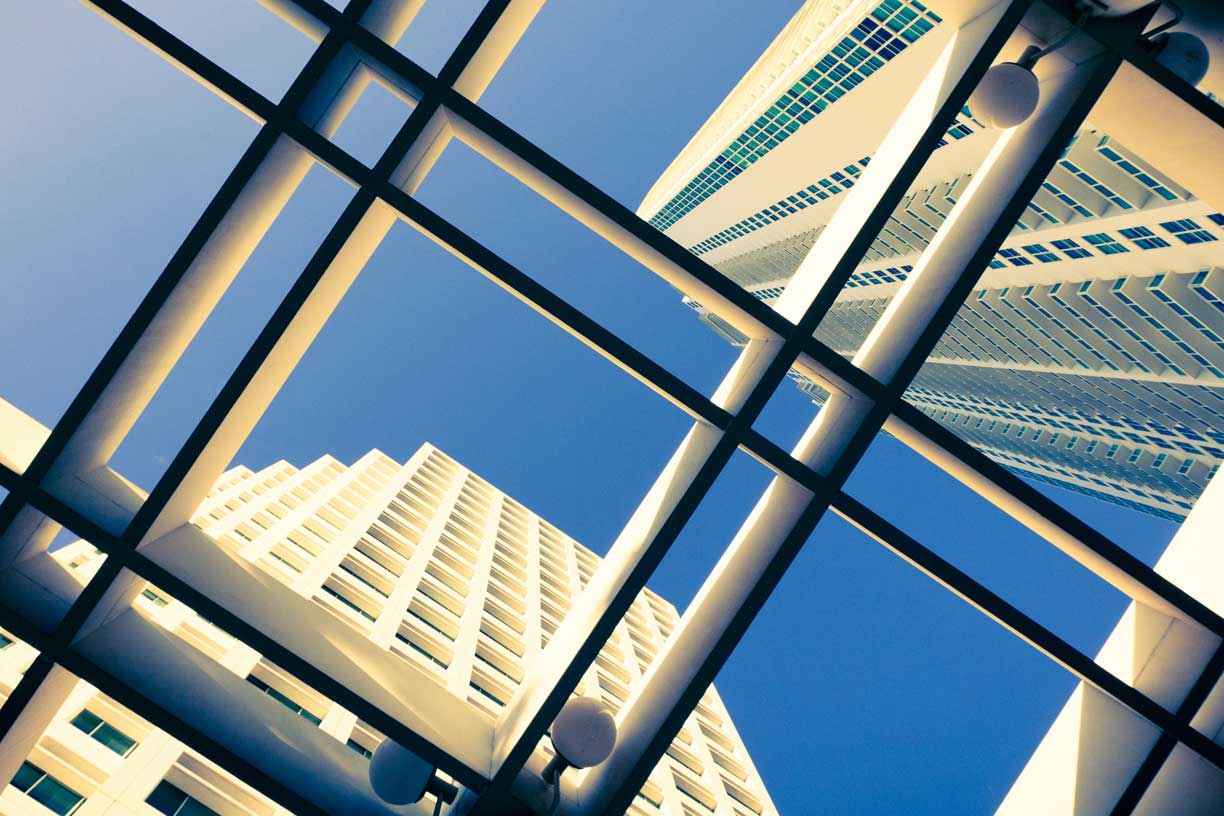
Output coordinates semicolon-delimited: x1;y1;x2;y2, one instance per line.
0;0;1220;813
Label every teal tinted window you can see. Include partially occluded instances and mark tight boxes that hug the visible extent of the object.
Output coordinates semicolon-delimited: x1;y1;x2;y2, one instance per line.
246;675;323;725
70;709;138;756
146;780;219;816
649;0;942;232
10;762;85;815
347;738;373;759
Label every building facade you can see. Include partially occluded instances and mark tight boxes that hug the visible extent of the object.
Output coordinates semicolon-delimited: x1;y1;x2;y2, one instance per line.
641;0;1224;520
0;445;775;816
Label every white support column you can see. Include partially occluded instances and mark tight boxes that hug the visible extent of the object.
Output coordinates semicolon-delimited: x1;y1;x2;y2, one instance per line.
997;469;1224;815
0;664;79;785
579;32;1121;816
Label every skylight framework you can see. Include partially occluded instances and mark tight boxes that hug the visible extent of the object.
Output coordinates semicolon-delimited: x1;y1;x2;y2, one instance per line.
0;0;1221;814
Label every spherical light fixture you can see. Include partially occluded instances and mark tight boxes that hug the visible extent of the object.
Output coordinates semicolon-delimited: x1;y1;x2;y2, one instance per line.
1150;31;1209;86
370;739;435;805
968;60;1041;129
542;697;618;783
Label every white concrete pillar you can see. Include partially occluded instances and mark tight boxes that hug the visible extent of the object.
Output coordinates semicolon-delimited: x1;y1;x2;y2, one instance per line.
580;28;1125;816
0;664;80;785
997;468;1224;815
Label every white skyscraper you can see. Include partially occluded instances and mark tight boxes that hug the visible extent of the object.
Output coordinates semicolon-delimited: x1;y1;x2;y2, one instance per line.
641;0;1224;520
0;445;776;816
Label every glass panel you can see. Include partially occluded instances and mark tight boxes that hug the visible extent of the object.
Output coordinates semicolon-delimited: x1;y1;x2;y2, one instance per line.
10;761;43;792
91;723;138;757
725;512;1082;815
0;4;261;431
146;780;189;815
413;138;740;397
119;0;316;100
179;796;221;816
107;164;353;492
68;710;103;735
27;769;86;816
392;0;487;74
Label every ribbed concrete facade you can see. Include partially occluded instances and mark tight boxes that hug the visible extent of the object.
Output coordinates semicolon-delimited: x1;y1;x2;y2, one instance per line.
645;0;1224;520
0;445;775;816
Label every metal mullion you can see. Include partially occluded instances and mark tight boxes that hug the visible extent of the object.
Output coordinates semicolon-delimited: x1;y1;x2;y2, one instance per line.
888;402;1224;638
831;491;1224;775
278;0;799;339
335;0;794;304
0;0;365;548
0;461;489;790
82;0;733;434
0;3;374;789
0;601;331;816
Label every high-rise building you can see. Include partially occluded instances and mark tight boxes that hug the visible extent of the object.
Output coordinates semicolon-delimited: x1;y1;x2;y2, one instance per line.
0;445;776;816
641;0;1224;520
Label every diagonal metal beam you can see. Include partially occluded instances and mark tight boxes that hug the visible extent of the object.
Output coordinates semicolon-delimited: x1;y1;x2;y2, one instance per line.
580;20;1145;812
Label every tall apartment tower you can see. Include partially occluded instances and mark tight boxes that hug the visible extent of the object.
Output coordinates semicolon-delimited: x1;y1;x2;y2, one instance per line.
0;445;776;816
641;0;1224;520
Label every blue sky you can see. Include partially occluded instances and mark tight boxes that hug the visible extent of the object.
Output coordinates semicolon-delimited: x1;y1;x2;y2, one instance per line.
0;2;1183;814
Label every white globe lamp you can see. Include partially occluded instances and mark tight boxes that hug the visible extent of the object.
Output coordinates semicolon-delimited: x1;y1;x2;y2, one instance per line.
369;740;435;805
1151;31;1210;85
968;61;1041;129
543;697;618;783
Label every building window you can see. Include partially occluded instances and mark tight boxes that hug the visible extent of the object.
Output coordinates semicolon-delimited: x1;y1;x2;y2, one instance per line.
69;709;138;756
1082;232;1129;255
997;247;1032;266
140;588;169;607
1051;238;1092;259
145;780;219;816
320;585;376;621
1161;218;1217;245
9;762;85;816
1118;226;1170;250
0;632;12;649
1021;243;1060;263
246;676;323;725
347;739;374;759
